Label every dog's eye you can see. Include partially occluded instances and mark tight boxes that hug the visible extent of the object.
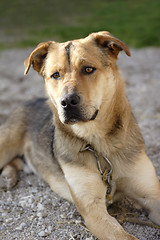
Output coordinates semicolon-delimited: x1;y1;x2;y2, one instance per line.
51;72;61;80
82;66;96;75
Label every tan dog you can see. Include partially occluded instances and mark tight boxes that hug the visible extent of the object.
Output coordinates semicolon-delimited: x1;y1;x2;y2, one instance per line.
0;31;160;240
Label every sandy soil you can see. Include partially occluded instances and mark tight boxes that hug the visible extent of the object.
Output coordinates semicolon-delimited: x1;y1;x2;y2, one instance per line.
0;47;160;240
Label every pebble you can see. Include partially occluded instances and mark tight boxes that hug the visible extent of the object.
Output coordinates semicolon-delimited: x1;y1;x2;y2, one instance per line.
37;211;48;218
0;206;4;212
28;197;34;204
1;212;7;217
19;200;27;208
29;215;35;221
60;214;67;219
30;230;34;235
15;222;26;231
75;220;81;224
48;225;53;232
31;202;37;209
38;230;48;237
5;218;13;223
37;203;44;211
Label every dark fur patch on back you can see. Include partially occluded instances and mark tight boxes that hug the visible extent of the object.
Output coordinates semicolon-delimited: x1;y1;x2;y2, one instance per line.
24;98;55;158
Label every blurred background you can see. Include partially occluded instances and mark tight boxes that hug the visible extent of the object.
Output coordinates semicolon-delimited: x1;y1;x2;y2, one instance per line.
0;0;160;50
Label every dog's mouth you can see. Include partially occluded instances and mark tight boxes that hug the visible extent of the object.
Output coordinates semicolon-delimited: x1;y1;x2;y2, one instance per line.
90;109;99;121
63;109;99;124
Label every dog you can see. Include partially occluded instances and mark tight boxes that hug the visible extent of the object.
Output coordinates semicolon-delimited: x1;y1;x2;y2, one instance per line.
0;31;160;240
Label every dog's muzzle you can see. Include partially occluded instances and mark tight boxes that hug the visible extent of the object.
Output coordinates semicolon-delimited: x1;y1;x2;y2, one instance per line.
60;93;98;124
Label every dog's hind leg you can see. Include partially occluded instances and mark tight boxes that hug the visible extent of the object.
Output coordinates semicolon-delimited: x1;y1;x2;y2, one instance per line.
119;151;160;226
0;108;26;189
0;107;25;169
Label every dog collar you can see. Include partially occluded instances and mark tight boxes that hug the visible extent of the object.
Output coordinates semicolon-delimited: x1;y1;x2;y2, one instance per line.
80;144;113;204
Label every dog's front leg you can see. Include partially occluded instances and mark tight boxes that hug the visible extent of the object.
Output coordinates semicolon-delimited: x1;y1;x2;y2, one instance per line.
60;162;138;240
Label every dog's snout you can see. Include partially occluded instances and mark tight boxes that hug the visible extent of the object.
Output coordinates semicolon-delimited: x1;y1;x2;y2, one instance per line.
61;94;80;109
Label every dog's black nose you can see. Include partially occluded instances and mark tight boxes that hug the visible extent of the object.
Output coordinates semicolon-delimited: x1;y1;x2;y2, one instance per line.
61;94;80;109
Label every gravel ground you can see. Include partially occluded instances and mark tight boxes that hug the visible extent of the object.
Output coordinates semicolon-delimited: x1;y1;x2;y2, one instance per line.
0;47;160;240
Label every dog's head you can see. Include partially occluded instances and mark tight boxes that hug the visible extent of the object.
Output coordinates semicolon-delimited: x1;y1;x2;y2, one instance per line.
24;31;130;127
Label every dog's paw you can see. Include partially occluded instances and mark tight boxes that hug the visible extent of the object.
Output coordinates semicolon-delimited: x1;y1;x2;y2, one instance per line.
147;197;160;226
149;209;160;226
0;165;17;190
0;175;13;190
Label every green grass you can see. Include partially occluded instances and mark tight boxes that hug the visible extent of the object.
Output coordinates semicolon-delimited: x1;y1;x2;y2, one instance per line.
0;0;160;49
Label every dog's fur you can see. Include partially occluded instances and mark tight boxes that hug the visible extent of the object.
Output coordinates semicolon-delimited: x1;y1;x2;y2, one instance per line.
0;31;160;240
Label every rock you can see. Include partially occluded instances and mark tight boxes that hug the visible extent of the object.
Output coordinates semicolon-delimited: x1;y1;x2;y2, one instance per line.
37;211;48;218
19;200;27;208
38;230;48;237
47;225;54;233
15;222;26;231
5;218;13;223
60;214;67;219
1;212;7;217
37;203;44;211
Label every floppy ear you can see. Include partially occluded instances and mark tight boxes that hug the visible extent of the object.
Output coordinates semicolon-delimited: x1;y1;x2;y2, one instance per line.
24;41;52;75
91;31;131;58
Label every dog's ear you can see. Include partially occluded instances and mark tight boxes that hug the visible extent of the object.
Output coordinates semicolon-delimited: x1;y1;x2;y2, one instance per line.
91;31;131;58
24;41;52;75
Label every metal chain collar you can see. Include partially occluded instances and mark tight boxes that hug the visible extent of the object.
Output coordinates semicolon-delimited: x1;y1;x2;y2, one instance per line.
80;144;113;203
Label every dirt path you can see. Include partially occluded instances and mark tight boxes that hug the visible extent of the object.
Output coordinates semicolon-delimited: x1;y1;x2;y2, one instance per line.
0;48;160;240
